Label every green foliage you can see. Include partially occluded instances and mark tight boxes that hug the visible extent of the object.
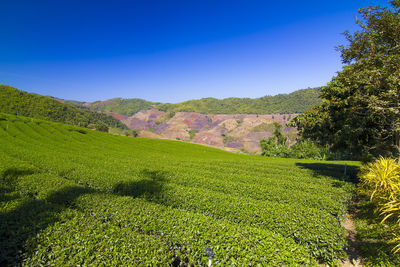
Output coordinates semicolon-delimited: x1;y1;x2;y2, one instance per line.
251;122;275;132
354;194;400;266
292;2;400;159
261;123;328;160
167;111;176;119
188;129;199;140
260;123;291;158
290;141;325;160
94;123;109;132
110;128;140;137
358;156;400;255
0;85;127;130
272;122;287;145
60;88;321;116
82;88;320;116
260;137;291;158
0;113;358;265
131;129;140;137
155;88;321;114
87;98;157;116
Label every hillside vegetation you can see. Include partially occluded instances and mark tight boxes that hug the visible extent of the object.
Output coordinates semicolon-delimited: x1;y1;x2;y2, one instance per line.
78;88;321;116
0;85;127;130
157;88;321;114
0;113;359;265
64;98;158;117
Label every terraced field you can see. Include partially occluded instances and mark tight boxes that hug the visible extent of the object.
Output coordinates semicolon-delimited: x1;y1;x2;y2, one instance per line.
0;113;359;265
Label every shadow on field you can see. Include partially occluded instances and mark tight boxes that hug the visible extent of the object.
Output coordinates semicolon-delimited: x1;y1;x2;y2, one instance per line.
113;169;168;201
1;167;35;185
0;167;95;266
0;167;171;265
351;195;400;265
0;167;35;202
295;163;359;183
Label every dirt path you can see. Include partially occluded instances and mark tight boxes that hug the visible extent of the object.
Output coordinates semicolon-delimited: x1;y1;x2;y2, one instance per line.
341;213;363;267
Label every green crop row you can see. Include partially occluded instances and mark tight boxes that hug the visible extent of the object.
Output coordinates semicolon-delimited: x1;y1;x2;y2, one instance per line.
0;113;358;265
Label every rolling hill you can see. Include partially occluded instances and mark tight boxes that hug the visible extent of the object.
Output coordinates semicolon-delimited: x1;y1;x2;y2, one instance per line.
70;87;321;116
0;85;128;130
112;109;298;153
156;88;321;114
1;84;321;152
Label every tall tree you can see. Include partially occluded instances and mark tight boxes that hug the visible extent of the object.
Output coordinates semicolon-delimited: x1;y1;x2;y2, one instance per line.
291;0;400;159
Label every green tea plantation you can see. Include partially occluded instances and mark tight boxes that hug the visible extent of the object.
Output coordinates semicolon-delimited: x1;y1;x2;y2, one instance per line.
0;113;359;265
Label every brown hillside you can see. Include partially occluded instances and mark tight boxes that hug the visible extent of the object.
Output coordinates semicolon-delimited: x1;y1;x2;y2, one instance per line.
109;109;298;153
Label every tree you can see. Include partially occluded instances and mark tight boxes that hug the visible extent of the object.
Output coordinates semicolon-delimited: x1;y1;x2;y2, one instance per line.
291;1;400;159
260;122;290;157
94;123;109;132
272;122;287;145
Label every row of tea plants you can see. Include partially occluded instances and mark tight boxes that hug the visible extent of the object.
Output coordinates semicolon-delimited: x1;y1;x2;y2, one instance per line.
0;113;358;265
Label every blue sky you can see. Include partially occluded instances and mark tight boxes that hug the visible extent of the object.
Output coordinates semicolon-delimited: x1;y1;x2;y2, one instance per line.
0;0;385;103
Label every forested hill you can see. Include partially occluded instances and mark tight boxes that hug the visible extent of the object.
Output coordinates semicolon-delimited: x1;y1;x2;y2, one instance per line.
157;88;321;114
77;87;321;116
0;85;128;130
87;98;158;116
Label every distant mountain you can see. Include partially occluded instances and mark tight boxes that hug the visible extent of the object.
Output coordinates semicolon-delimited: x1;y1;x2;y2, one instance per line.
61;97;158;117
0;85;128;130
79;88;321;116
89;98;159;116
157;88;321;114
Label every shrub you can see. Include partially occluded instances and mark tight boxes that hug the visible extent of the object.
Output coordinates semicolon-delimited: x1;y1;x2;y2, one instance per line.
188;129;199;140
359;157;400;252
131;130;139;137
95;123;109;132
290;141;324;160
260;137;291;158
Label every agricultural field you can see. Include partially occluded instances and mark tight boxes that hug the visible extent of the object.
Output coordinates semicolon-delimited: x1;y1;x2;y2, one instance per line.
0;113;359;265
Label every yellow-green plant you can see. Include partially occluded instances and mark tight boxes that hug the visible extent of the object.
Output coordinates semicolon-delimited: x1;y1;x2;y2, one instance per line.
359;157;400;252
359;157;400;199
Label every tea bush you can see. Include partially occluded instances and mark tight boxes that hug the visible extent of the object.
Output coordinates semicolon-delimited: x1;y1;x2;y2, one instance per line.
0;113;358;265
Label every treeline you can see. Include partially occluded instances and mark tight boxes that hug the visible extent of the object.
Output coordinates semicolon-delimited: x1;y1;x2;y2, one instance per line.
74;88;321;116
156;88;321;114
0;85;128;130
79;98;158;116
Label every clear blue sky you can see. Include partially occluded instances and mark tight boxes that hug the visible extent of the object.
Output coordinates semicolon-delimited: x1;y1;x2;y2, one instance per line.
0;0;385;103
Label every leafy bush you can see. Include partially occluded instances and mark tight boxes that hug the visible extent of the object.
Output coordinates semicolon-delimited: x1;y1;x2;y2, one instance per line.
188;129;199;140
94;123;109;132
260;137;291;158
359;157;400;252
290;141;324;160
260;122;325;160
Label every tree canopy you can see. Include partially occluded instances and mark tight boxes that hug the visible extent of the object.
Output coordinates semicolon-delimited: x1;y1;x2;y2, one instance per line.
155;88;321;114
75;88;321;116
291;1;400;159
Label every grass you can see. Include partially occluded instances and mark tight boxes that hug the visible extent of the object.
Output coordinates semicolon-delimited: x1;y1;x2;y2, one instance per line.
353;192;400;266
0;113;359;265
251;122;275;132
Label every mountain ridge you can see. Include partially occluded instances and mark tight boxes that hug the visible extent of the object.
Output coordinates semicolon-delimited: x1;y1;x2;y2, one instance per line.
61;87;321;116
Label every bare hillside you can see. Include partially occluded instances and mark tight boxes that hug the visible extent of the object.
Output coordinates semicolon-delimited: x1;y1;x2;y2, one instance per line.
110;109;298;153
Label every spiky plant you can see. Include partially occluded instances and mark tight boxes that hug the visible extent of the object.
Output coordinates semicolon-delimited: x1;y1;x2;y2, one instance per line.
359;157;400;253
